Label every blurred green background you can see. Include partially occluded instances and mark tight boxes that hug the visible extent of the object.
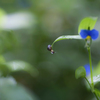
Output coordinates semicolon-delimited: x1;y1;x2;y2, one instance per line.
0;0;100;100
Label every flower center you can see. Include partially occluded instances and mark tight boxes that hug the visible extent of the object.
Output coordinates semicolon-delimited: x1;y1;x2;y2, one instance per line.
86;36;91;40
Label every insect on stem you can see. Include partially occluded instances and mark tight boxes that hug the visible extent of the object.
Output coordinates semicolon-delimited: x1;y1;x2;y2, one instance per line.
47;45;55;54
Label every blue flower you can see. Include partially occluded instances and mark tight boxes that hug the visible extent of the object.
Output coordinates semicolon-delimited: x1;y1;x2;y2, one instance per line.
80;29;99;40
84;64;92;76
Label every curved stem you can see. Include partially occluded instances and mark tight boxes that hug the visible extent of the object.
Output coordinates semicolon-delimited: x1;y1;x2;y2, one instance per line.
84;77;92;89
87;47;94;91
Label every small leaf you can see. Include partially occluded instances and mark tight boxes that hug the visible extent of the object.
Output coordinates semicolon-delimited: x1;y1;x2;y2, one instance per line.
6;61;39;77
52;35;82;48
75;66;86;79
78;17;97;34
94;89;100;98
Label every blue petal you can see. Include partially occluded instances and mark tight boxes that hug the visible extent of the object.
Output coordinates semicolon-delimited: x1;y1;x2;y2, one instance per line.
90;29;99;40
84;64;90;76
80;30;88;39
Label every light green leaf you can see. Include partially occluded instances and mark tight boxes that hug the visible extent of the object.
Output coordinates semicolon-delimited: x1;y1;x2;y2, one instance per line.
6;61;39;77
75;66;86;79
78;17;97;34
52;35;82;48
0;8;6;29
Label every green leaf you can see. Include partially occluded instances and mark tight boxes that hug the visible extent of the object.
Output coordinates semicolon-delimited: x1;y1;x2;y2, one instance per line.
75;66;86;79
0;8;6;28
0;77;39;100
52;35;82;48
94;89;100;98
78;17;97;34
6;61;39;77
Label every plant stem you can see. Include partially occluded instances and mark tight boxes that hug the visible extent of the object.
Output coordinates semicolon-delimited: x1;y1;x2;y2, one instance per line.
87;47;94;91
85;77;99;100
84;77;92;89
86;47;99;100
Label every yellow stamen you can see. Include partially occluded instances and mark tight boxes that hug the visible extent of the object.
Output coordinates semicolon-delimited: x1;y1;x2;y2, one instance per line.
86;36;91;40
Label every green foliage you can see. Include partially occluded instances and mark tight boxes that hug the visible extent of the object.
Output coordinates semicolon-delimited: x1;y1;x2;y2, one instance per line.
0;1;100;99
52;35;81;48
93;62;100;76
0;63;10;76
0;31;18;54
94;89;100;99
78;17;97;34
0;8;6;28
0;57;38;77
0;55;5;63
0;77;38;100
75;66;86;79
6;61;39;77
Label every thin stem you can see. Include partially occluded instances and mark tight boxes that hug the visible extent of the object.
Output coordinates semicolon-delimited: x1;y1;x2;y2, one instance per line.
87;47;94;91
85;77;99;100
84;77;92;89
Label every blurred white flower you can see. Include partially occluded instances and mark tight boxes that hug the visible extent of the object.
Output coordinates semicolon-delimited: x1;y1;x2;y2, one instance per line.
0;8;36;30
